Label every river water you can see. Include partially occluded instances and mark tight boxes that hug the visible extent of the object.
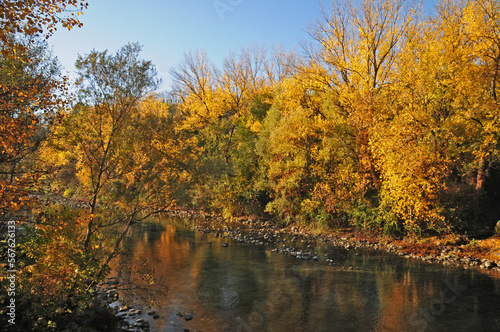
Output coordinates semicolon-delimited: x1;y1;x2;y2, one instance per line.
110;216;500;332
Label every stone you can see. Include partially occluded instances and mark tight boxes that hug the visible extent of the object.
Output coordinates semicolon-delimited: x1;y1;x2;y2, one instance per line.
153;314;160;319
484;260;497;269
184;313;193;321
495;221;500;235
222;243;229;247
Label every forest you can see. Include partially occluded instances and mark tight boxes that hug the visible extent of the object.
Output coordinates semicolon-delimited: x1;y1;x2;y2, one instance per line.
1;0;500;330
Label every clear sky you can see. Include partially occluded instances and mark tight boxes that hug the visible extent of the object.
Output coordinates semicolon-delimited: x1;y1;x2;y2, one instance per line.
49;0;438;91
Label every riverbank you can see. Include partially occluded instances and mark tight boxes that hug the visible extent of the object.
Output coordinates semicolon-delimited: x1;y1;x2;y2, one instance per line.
95;277;158;332
165;210;500;278
26;193;500;276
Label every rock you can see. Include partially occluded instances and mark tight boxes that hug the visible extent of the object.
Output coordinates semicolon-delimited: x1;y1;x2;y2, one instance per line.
106;291;119;303
147;310;157;315
184;313;193;321
495;221;500;235
484;260;496;269
222;243;229;247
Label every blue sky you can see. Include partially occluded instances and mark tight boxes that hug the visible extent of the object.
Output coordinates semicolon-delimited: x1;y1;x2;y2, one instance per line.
49;0;438;91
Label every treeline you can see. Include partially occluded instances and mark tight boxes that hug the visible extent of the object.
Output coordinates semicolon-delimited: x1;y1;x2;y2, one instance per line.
1;0;500;330
42;0;500;237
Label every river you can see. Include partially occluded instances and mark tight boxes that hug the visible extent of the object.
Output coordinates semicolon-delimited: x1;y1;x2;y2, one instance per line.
109;215;500;332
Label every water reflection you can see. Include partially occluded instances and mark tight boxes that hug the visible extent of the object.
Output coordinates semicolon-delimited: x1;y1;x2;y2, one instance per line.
110;217;500;332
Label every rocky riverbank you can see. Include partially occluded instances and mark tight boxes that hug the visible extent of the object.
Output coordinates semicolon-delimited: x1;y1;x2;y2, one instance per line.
96;275;207;332
184;214;500;277
30;193;500;276
95;276;159;331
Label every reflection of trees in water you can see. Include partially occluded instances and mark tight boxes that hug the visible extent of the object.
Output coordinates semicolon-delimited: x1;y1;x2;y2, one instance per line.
109;218;500;331
110;218;174;307
194;248;261;311
114;258;169;308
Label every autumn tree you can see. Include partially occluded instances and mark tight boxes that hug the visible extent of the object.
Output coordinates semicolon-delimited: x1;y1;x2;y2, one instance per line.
121;95;198;210
311;0;419;192
0;0;87;219
255;73;326;223
0;0;87;48
46;43;160;249
302;0;427;232
170;46;299;217
459;0;500;192
0;37;69;219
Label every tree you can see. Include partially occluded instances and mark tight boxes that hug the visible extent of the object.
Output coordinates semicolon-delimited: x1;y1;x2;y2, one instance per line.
460;0;500;191
361;0;500;233
0;0;86;219
48;43;160;249
170;47;279;216
0;0;87;49
309;0;419;198
0;37;68;219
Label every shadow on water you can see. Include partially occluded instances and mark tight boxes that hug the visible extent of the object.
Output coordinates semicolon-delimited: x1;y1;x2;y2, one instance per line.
110;216;500;332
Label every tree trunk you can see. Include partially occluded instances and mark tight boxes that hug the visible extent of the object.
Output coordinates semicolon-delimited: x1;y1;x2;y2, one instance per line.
476;155;488;191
